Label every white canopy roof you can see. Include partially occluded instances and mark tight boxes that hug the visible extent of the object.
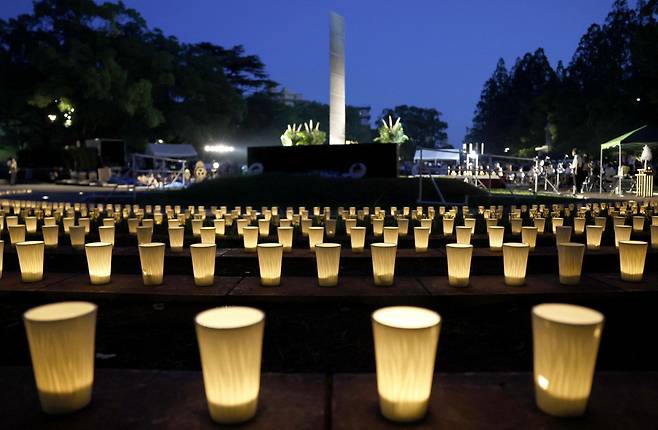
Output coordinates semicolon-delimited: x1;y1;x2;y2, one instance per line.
414;148;460;162
145;143;198;159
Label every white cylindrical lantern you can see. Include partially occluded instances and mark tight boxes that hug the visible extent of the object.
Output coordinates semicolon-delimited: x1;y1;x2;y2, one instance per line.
84;242;112;284
127;217;139;234
276;226;293;252
236;218;248;236
372;218;384;237
573;217;586;235
43;217;56;226
383;226;399;245
632;216;645;232
257;243;283;286
532;303;604;417
557;242;585;285
98;226;115;246
168;226;184;251
68;225;86;249
8;224;26;245
102;218;114;227
455;226;471;245
308;226;324;251
191;243;216;286
23;301;97;414
195;306;264;424
618;240;648;282
136;225;153;245
420;218;432;233
315;243;341;287
551;217;564;234
350;226;366;253
371;243;397;286
258;219;270;237
446;243;472;287
534;217;546;234
62;217;74;233
413;227;430;253
138;242;165;286
78;217;90;234
503;242;529;286
487;226;505;251
325;219;337;238
16;240;45;282
344;218;357;236
242;226;259;253
396;218;409;236
510;218;523;235
614;224;632;248
521;226;537;251
300;219;312;237
463;217;476;234
442;217;454;236
372;306;441;423
25;216;37;234
214;219;226;236
651;225;658;249
585;225;603;250
42;225;59;247
555;225;572;245
191;219;203;237
200;227;216;245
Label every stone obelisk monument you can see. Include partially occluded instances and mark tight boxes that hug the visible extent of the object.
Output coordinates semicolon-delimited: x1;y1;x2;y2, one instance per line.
329;12;345;145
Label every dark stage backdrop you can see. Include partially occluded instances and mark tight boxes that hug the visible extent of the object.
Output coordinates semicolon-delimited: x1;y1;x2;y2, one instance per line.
247;143;398;178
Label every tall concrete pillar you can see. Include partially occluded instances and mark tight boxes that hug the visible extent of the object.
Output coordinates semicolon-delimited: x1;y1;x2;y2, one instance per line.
329;12;345;145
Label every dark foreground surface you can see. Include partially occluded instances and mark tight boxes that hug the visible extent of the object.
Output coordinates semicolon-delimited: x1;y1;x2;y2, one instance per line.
2;367;657;430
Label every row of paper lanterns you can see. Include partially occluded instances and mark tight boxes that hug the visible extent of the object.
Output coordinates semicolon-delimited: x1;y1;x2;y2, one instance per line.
22;301;605;422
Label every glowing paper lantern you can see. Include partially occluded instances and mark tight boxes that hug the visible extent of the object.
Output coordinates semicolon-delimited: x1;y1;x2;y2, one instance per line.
308;226;324;251
325;219;337;238
16;240;45;282
420;218;433;233
42;225;59;247
372;306;441;422
532;303;604;417
618;240;648;282
78;217;90;234
62;217;74;233
396;218;409;236
214;219;226;236
573;217;586;235
503;243;529;286
136;225;153;245
257;219;270;237
200;227;216;245
276;226;293;252
613;216;625;227
8;224;26;245
68;225;86;249
614;224;632;248
315;243;341;287
23;301;97;414
442;218;454;236
383;226;399;245
257;243;283;286
344;218;357;236
521;226;538;251
594;216;606;231
651;225;658;249
127;217;139;234
551;217;564;234
446;243;473;287
138;242;165;286
300;219;312;237
168;226;184;251
242;226;259;253
350;226;366;253
585;225;603;250
510;218;523;235
413;227;430;253
97;226;115;246
555;226;572;245
557;242;585;285
372;218;384;236
486;218;498;229
464;217;476;234
5;215;17;227
195;306;264;424
371;243;397;286
102;218;114;227
487;226;505;251
84;242;112;284
455;226;471;245
652;215;658;227
191;243;216;286
632;216;645;232
236;219;248;236
534;217;546;234
191;219;203;237
25;216;37;234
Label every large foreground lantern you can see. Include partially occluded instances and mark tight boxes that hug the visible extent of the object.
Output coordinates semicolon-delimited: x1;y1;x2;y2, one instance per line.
16;240;45;282
618;240;648;282
195;306;264;424
84;242;113;284
371;243;397;286
138;242;165;286
532;303;604;417
257;243;283;286
557;242;585;285
446;243;473;287
315;243;341;287
372;306;441;423
503;242;529;286
23;301;97;414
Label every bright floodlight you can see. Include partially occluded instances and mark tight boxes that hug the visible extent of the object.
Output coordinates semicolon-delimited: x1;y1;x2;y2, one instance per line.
204;144;235;153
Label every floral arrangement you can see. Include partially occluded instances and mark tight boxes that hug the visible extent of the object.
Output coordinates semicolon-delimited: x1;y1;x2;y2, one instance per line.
280;120;326;146
374;116;409;144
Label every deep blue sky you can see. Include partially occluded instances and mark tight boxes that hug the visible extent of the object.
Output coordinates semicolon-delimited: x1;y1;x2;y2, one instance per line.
1;0;619;145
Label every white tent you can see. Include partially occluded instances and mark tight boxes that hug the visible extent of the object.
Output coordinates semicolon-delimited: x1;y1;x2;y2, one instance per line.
414;148;460;162
145;143;198;159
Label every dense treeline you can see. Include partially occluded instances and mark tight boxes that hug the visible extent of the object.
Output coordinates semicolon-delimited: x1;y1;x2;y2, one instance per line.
467;0;658;156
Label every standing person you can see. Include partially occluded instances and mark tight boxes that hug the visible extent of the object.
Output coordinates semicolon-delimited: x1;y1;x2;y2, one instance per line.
571;148;585;194
7;158;17;185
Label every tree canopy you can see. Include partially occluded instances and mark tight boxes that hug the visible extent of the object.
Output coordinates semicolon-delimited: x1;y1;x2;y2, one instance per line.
467;0;658;157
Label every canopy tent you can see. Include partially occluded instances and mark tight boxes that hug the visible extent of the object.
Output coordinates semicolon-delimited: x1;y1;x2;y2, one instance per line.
599;125;658;193
414;148;460;162
145;143;198;159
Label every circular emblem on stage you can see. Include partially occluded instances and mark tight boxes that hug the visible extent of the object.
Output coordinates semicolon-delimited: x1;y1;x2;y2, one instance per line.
248;163;264;175
194;161;207;182
348;163;367;179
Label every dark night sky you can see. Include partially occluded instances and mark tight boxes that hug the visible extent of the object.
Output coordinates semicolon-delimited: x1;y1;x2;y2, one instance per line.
1;0;618;145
